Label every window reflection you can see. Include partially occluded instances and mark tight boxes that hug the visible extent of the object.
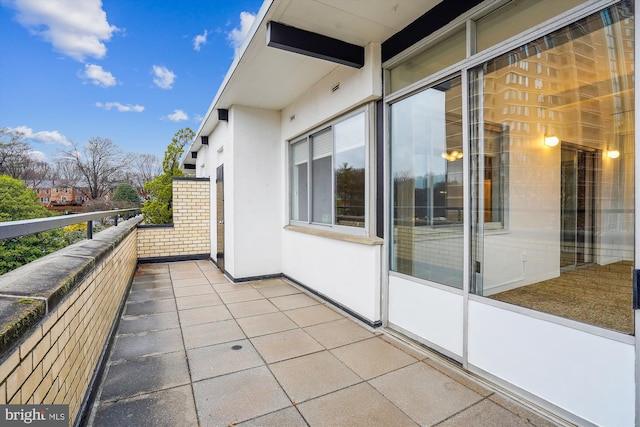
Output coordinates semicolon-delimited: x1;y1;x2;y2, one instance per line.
470;1;635;334
390;76;464;288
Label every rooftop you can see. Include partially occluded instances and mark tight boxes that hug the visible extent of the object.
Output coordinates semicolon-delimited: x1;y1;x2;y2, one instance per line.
87;260;558;426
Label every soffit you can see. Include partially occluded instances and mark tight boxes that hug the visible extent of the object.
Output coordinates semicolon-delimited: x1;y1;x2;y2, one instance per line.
216;0;442;112
189;0;441;153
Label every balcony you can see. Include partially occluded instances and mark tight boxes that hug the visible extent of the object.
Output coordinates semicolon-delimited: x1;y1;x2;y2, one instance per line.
0;178;559;426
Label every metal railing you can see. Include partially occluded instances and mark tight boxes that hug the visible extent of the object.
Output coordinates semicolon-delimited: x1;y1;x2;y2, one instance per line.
0;209;140;240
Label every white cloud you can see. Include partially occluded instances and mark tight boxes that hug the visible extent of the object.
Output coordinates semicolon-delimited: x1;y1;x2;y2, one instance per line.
96;102;144;112
81;64;117;87
166;109;188;122
7;126;72;146
194;113;204;122
152;65;176;89
6;0;118;62
193;29;208;51
228;11;256;56
28;150;47;162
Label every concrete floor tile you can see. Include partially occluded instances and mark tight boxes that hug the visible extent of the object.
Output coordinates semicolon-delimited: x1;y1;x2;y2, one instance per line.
437;398;537;427
236;312;298;338
256;284;301;298
132;273;170;284
270;293;319;310
131;280;171;292
250;329;323;363
110;328;184;362
178;305;232;327
168;261;200;271
193;366;291;426
284;304;344;327
423;357;493;397
370;362;483;426
488;394;559;427
136;263;169;274
176;293;222;310
100;351;190;401
182;319;246;349
170;270;206;280
124;298;176;316
187;339;264;381
212;282;253;293
330;337;416;380
172;284;215;298
171;276;210;287
269;351;361;403
118;311;179;334
204;270;229;284
296;382;418;427
235;407;307;427
219;288;264;304
195;260;217;271
380;334;428;361
249;278;289;288
127;288;174;302
304;318;375;349
227;299;279;318
91;385;197;427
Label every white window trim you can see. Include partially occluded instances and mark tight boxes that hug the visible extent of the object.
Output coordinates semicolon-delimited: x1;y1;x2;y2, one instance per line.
287;104;374;237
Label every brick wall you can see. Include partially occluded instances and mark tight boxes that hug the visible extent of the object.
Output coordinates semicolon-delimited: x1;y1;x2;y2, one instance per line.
0;218;139;424
137;178;210;259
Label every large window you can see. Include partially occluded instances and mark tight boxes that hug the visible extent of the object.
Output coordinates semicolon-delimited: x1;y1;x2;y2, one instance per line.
390;76;464;288
470;1;635;334
290;110;367;229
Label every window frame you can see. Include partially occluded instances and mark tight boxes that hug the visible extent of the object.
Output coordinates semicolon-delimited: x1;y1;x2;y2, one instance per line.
288;105;373;236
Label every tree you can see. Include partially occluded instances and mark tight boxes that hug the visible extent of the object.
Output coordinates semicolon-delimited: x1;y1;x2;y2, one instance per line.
58;137;132;200
133;153;161;190
0;175;65;275
142;128;194;224
22;159;52;189
0;128;32;179
112;183;140;208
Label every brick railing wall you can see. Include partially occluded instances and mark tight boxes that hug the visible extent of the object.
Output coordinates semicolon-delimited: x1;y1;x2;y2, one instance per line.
0;217;140;424
137;177;210;260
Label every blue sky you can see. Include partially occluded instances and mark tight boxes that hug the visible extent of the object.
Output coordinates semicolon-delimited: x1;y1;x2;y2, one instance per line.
0;0;263;163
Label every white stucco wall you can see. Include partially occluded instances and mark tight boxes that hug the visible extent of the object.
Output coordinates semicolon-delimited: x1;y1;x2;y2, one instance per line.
275;42;384;322
226;105;282;278
282;230;382;323
281;42;382;141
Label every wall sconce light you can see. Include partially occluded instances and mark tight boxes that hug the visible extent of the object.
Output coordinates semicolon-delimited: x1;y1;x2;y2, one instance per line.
606;149;620;159
544;135;559;147
441;150;463;161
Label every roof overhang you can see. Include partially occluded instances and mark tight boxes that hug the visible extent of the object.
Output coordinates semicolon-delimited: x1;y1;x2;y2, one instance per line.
182;0;454;166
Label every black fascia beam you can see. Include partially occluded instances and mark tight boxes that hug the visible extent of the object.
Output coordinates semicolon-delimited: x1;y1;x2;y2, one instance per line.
267;21;364;69
382;0;484;62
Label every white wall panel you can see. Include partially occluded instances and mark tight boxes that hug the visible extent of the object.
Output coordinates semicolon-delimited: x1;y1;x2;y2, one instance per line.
388;275;463;357
282;230;381;323
468;301;635;426
228;106;282;278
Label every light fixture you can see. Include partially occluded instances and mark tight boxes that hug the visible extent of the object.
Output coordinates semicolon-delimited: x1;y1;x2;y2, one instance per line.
606;149;620;159
441;150;463;161
544;135;559;147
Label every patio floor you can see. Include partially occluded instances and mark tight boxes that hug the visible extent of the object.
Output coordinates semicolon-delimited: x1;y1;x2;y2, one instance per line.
87;260;559;426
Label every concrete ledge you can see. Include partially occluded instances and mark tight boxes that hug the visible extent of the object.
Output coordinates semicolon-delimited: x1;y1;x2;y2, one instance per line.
284;225;384;246
0;216;142;356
